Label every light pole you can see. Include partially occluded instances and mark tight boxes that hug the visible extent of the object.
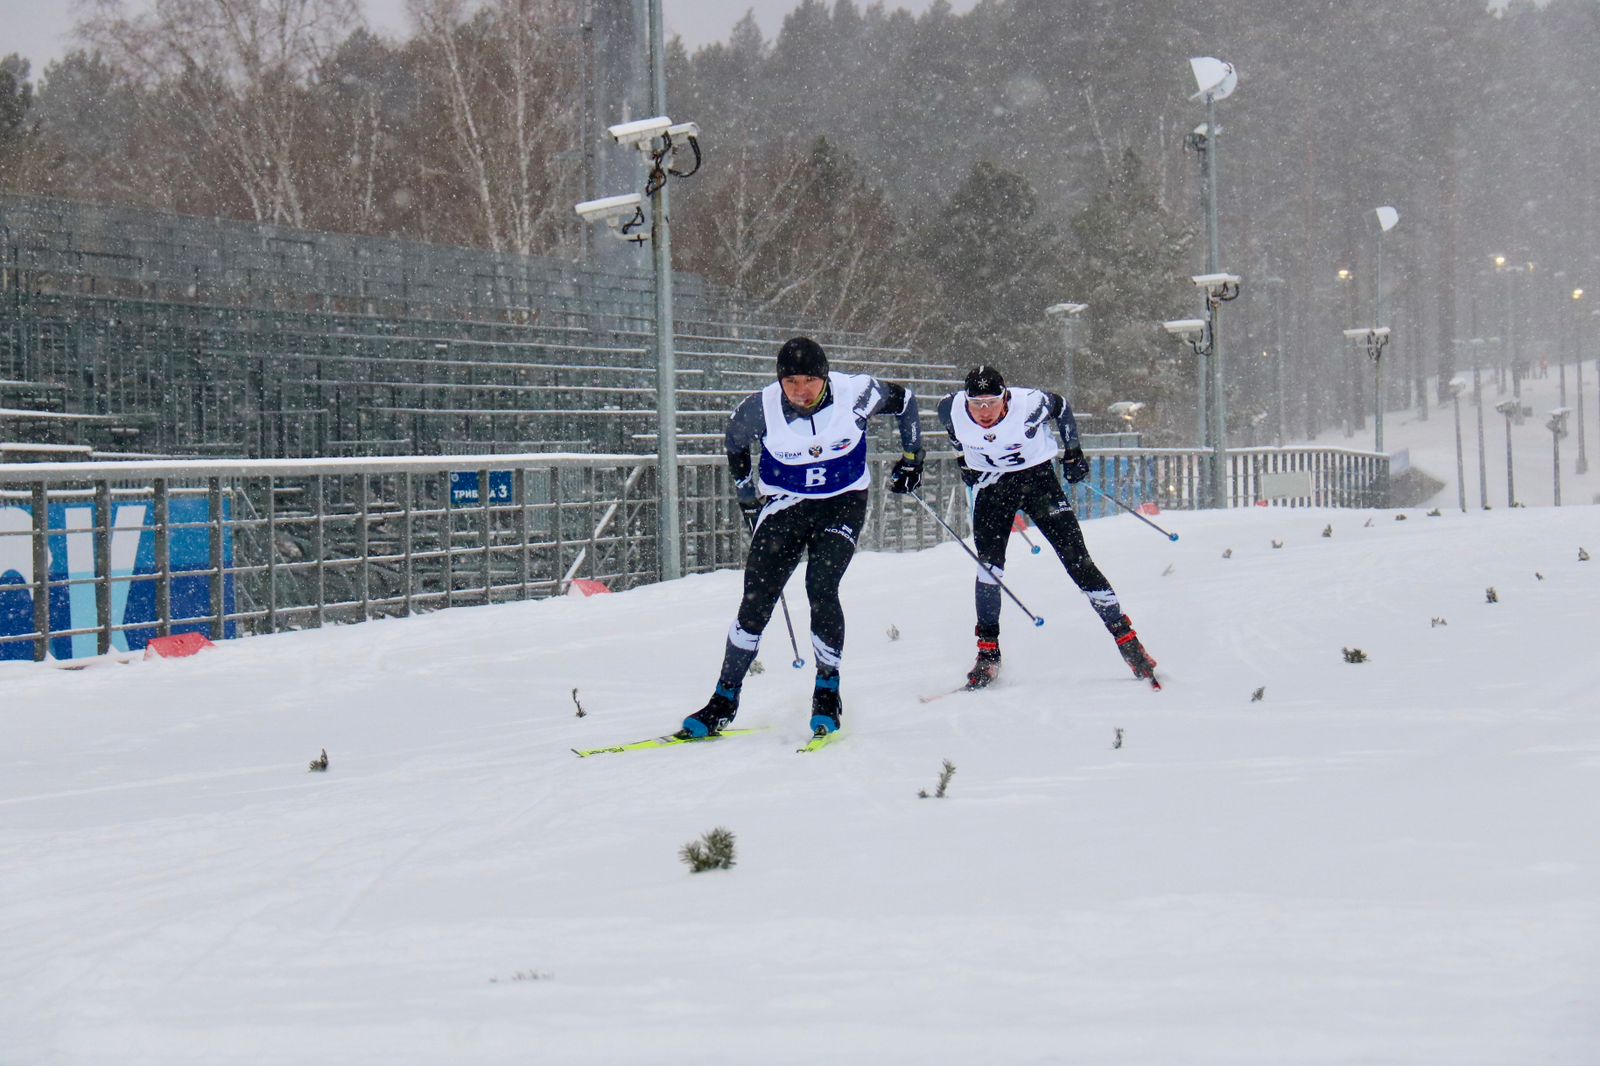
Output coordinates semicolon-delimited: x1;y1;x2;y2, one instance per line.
1572;289;1587;474
1163;280;1240;511
1337;268;1358;435
1471;338;1490;508
573;18;704;581
1446;377;1468;512
1495;399;1519;507
1045;302;1088;399
1344;327;1391;452
1372;207;1409;422
1547;408;1571;506
1186;57;1237;458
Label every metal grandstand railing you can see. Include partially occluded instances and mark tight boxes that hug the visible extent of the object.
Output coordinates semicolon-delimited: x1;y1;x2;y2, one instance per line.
1;195;960;461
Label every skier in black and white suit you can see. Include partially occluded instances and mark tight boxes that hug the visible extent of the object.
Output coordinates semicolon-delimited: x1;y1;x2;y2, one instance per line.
937;364;1156;687
681;336;923;739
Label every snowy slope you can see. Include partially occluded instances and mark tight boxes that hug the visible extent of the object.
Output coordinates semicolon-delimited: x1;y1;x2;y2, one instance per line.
4;498;1598;1065
1303;368;1600;510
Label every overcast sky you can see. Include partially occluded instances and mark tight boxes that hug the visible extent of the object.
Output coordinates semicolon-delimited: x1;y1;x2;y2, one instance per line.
1;0;974;74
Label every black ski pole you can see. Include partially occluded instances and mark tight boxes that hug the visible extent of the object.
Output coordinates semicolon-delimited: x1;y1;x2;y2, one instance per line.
1083;482;1180;542
907;489;1045;627
746;512;806;667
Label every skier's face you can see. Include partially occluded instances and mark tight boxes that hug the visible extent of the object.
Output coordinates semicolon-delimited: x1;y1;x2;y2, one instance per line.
967;392;1007;428
781;375;827;410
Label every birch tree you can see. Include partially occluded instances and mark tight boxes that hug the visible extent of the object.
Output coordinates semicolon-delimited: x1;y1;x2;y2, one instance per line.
406;0;580;256
77;0;361;227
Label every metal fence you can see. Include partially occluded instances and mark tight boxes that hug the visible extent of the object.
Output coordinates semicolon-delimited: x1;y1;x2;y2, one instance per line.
0;446;1386;662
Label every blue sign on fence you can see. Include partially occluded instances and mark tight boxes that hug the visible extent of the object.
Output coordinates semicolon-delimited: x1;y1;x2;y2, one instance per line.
449;470;513;506
0;497;235;661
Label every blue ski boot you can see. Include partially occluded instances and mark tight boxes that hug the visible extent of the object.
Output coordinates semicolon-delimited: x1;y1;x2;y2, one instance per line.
809;675;842;736
681;685;739;738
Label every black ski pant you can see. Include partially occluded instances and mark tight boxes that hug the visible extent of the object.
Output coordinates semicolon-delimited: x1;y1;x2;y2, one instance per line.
716;490;869;691
970;463;1121;641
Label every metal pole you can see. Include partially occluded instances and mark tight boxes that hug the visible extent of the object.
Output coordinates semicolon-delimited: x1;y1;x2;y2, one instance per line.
1452;393;1466;513
1059;318;1076;399
1552;425;1562;507
1504;413;1515;507
648;0;681;581
1205;91;1226;510
1374;234;1384;454
1473;352;1488;509
1576;313;1588;475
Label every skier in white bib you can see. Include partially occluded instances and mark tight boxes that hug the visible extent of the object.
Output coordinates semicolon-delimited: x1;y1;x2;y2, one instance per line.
936;364;1157;688
680;337;923;740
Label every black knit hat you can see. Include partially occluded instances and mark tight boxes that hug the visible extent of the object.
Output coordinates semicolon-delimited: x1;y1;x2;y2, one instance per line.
776;336;830;379
964;365;1005;396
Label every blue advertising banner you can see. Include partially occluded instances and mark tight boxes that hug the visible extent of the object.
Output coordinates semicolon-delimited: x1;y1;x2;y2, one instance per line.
449;470;513;507
0;497;235;661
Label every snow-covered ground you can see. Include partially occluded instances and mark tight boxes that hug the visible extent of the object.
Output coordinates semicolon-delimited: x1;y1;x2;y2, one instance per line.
1303;364;1600;510
5;463;1598;1062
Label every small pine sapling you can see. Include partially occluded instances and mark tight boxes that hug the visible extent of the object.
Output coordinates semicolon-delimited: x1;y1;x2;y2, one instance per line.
1250;686;1265;702
1221;548;1233;559
571;688;586;718
1112;728;1124;749
1271;539;1284;549
1342;647;1368;664
1580;548;1590;562
1485;587;1498;604
680;827;737;873
1535;572;1544;581
1395;513;1408;521
918;759;957;798
886;624;900;641
1431;617;1448;627
1161;563;1175;576
1322;524;1334;538
1427;508;1442;517
308;748;328;772
1363;517;1374;527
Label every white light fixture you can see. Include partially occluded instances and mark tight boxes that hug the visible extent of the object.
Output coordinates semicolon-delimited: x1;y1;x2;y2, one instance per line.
1188;57;1237;101
1374;206;1399;232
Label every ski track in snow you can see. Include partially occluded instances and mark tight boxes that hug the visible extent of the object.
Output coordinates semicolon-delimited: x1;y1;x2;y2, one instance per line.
4;495;1600;1064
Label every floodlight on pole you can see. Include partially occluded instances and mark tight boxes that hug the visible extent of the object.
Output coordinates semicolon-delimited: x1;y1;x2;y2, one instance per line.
1186;57;1238;509
1344;327;1392;452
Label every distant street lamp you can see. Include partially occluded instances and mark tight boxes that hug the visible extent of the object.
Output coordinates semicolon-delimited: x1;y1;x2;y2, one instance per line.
1445;377;1468;513
1344;327;1392;452
1108;400;1146;436
1371;207;1414;421
1547;407;1571;506
1045;302;1089;399
1495;399;1520;507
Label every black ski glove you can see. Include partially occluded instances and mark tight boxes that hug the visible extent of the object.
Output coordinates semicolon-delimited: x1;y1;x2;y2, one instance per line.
735;478;763;526
957;457;980;487
888;453;923;495
1061;446;1090;484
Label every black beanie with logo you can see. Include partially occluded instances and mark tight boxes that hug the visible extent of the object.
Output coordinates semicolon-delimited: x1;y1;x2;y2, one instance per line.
964;365;1006;396
776;336;830;379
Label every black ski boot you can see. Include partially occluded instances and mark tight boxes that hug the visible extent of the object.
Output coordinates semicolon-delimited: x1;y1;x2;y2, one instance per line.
680;685;739;738
966;631;1002;689
1107;615;1157;680
809;676;842;735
